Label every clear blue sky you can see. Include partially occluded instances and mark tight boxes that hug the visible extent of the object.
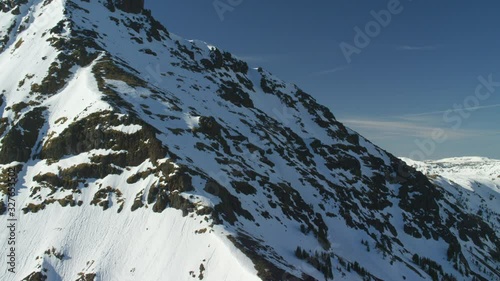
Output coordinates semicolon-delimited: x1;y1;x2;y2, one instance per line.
145;1;500;160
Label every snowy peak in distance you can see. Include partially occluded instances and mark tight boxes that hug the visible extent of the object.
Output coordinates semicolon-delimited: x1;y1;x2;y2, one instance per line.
401;156;500;187
402;156;500;237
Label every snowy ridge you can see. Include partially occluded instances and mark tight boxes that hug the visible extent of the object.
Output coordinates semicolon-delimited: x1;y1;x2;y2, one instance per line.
401;157;500;231
0;1;499;281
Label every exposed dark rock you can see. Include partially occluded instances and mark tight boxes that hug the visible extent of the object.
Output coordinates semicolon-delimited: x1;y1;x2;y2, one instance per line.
22;271;47;281
0;107;45;164
114;0;144;14
204;180;254;224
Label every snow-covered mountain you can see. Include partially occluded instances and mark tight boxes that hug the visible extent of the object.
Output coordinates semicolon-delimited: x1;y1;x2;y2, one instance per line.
402;157;500;241
0;1;498;280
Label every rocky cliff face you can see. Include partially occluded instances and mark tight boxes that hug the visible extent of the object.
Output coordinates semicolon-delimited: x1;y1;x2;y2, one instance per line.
0;0;27;13
0;1;498;281
113;0;144;13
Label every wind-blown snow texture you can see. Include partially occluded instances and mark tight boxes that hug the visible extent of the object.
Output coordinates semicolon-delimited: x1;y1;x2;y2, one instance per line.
0;1;498;280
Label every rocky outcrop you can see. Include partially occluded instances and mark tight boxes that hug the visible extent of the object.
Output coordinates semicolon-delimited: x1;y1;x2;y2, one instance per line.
114;0;144;14
1;0;27;13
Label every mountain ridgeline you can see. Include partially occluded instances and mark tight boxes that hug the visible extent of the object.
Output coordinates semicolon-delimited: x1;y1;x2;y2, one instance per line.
0;1;498;281
1;0;144;13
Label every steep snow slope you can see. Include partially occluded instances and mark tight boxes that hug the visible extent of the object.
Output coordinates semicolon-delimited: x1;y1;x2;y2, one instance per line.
10;203;261;281
0;1;499;281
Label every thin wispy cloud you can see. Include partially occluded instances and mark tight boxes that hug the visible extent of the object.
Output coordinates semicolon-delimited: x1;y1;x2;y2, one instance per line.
342;118;498;140
401;103;500;117
310;65;349;77
396;45;441;51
